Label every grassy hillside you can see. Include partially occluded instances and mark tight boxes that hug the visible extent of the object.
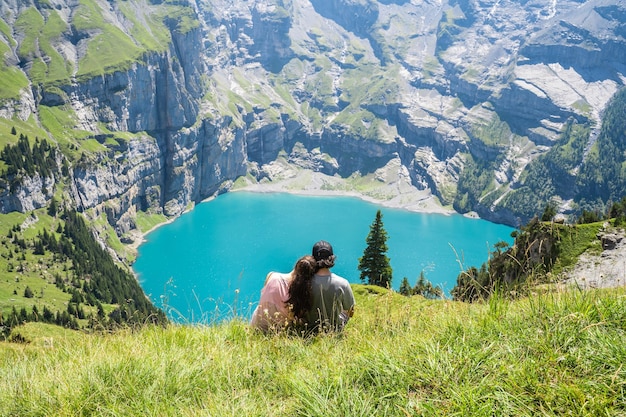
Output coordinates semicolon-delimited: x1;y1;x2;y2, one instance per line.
1;285;625;416
0;202;165;334
2;0;196;89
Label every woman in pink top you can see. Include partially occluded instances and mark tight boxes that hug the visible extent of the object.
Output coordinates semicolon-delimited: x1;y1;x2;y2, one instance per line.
250;255;316;332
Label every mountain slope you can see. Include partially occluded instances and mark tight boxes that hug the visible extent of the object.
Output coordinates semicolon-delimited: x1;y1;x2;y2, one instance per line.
1;0;624;230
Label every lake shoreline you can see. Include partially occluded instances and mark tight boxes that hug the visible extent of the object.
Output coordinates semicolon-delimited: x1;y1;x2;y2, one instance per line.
234;182;458;216
131;168;472;253
228;164;462;217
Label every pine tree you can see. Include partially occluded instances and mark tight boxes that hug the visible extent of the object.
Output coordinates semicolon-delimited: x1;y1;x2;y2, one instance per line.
413;271;443;299
47;196;58;217
399;277;413;296
23;286;34;298
43;306;54;322
358;210;393;288
541;201;557;222
33;239;45;255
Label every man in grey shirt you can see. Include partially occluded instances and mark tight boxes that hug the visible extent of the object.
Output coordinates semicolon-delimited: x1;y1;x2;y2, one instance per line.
303;240;356;334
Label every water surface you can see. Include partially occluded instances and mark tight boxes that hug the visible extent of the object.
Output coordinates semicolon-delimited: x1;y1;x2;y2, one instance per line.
134;192;515;322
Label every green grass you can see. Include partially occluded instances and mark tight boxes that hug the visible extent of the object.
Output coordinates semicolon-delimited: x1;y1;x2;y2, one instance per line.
470;113;512;147
72;0;106;31
340;64;399;107
38;105;96;154
0;55;30;101
14;7;44;60
153;4;199;35
12;7;70;88
73;0;142;80
572;99;592;116
118;2;170;53
0;270;72;316
0;22;21;102
0;209;73;317
0;116;49;149
1;285;624;416
134;211;168;234
73;0;198;81
77;29;143;80
2;0;199;89
552;222;604;275
38;11;72;86
0;208;120;327
80;138;107;153
0;18;15;47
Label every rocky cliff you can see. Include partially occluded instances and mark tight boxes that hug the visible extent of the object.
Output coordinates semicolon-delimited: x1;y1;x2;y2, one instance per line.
0;0;625;238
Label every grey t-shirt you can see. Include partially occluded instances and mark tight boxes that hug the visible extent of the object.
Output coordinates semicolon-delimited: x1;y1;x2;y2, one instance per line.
303;272;355;333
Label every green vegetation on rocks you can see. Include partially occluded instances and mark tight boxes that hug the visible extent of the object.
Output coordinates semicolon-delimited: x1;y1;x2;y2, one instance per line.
73;0;198;81
452;217;606;303
38;105;95;156
76;21;144;81
470;113;513;148
453;155;495;214
576;88;626;208
0;30;30;101
14;7;71;88
499;120;590;222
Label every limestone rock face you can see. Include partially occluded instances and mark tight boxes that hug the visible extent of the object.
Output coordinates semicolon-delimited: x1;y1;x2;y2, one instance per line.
0;0;624;232
249;3;293;72
0;175;55;213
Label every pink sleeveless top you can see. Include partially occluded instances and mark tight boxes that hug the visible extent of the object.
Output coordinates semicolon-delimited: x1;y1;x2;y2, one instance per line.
250;272;292;331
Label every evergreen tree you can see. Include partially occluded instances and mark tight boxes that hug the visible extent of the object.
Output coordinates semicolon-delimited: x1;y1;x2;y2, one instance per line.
19;307;28;322
48;196;58;217
31;305;39;321
33;239;45;255
23;286;34;298
358;210;393;288
541;201;557;222
9;307;19;326
413;271;443;299
96;302;105;319
42;306;54;322
399;277;413;296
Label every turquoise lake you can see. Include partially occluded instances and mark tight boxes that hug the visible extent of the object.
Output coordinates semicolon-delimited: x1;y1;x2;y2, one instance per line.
133;191;515;323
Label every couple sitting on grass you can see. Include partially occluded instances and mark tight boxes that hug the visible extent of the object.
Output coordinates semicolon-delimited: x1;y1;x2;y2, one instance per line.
250;240;356;335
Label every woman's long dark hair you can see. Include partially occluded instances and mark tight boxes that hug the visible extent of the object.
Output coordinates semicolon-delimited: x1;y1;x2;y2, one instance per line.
287;255;317;320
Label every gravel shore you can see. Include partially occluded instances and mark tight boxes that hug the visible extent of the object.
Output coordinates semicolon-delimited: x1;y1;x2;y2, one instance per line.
234;160;457;216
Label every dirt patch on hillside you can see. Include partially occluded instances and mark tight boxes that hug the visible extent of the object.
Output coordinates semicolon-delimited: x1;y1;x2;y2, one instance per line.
561;227;626;290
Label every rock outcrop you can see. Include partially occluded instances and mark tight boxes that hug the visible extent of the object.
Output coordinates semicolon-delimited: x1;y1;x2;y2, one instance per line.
562;225;626;289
